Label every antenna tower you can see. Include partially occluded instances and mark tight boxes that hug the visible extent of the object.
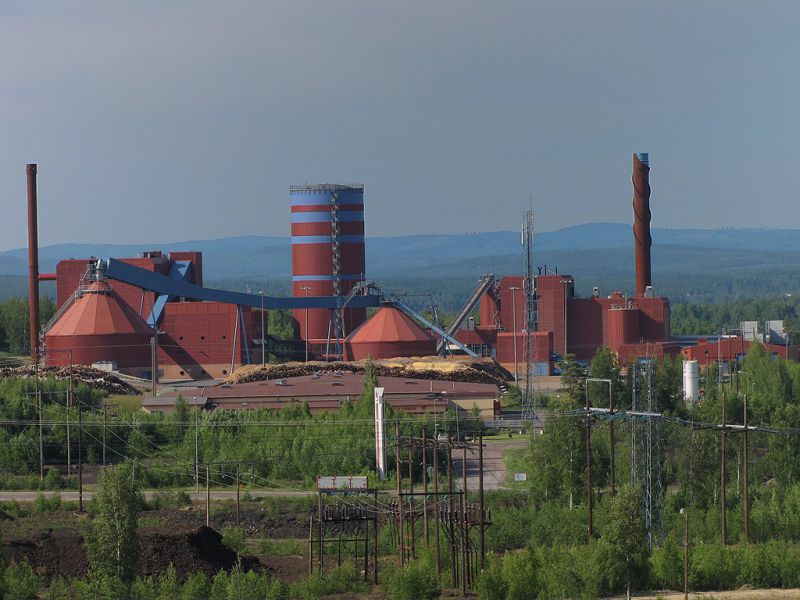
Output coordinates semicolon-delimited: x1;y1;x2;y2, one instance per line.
631;358;663;547
522;210;538;421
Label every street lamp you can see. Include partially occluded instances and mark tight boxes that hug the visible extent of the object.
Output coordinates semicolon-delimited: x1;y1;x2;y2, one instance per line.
509;286;520;383
258;291;268;367
300;286;312;362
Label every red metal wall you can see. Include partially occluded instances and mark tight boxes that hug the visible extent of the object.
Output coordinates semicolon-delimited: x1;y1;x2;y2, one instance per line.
158;302;256;379
495;331;551;364
479;286;499;328
607;307;640;352
56;256;172;317
46;333;152;373
535;275;571;356
496;276;525;334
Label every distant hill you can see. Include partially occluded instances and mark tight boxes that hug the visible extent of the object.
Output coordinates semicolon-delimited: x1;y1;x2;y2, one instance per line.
3;223;800;308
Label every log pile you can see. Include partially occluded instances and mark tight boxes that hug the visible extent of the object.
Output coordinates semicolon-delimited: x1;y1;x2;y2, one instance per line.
0;365;142;396
225;357;512;387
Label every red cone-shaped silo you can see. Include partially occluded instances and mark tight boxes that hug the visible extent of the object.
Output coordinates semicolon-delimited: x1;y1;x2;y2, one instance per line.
45;280;153;373
346;306;436;360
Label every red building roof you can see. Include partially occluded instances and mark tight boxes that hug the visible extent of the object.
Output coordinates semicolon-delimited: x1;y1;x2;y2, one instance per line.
345;306;436;360
47;281;153;337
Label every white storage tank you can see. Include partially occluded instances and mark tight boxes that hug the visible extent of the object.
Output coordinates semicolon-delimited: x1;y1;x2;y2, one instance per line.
683;359;699;403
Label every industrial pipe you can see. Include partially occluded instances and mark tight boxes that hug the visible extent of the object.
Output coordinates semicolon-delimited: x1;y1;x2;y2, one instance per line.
632;153;651;296
26;164;40;361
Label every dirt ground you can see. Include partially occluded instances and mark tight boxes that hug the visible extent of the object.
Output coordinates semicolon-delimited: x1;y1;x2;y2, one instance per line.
0;501;362;583
2;525;259;581
609;590;800;599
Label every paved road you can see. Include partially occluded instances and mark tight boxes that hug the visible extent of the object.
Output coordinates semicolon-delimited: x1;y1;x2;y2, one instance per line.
0;489;314;502
453;440;528;491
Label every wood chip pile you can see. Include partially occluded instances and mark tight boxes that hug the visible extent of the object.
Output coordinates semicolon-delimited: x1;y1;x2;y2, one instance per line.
225;357;512;387
0;365;142;396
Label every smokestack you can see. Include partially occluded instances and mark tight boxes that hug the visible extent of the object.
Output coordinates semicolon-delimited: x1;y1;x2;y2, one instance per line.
26;164;40;362
632;152;651;296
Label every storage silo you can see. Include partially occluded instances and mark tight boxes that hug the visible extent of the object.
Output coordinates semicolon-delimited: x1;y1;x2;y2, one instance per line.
683;359;699;403
290;184;366;341
45;279;153;375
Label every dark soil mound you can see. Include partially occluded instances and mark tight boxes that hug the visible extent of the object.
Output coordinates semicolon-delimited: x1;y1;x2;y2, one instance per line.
139;525;258;580
2;526;258;581
2;529;86;578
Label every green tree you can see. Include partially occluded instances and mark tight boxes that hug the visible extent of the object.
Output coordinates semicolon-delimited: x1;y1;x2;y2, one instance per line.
87;463;142;586
559;353;586;405
600;484;650;598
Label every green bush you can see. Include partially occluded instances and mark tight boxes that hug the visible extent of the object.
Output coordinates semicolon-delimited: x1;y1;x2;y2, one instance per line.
3;561;40;600
383;556;440;600
147;489;192;511
476;554;508;600
33;492;62;515
292;562;366;600
221;526;246;556
180;572;209;600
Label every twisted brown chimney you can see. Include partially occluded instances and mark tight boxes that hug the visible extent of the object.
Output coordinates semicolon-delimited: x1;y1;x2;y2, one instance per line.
26;164;40;362
632;152;651;296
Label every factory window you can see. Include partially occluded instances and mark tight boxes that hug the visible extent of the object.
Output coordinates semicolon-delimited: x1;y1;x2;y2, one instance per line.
222;335;226;340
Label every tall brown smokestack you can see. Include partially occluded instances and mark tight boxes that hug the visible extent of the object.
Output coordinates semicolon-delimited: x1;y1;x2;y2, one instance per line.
26;164;40;362
632;152;651;296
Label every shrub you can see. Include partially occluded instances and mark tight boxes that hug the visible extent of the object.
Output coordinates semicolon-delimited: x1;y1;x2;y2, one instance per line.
3;561;40;600
180;572;209;600
476;554;507;600
33;492;62;515
502;550;537;600
221;526;246;556
383;556;440;600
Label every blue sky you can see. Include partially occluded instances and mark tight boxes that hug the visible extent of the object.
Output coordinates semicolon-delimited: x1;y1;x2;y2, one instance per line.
1;0;798;250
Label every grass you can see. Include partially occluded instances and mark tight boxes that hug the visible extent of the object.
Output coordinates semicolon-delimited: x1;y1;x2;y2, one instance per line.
258;538;307;556
138;515;168;528
502;446;530;488
105;394;143;411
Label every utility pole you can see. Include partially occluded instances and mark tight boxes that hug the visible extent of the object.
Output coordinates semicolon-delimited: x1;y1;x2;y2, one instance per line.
236;462;241;527
395;422;404;566
609;381;615;496
433;436;441;576
206;465;211;527
743;393;750;543
102;402;107;467
195;397;200;493
509;286;519;383
585;382;593;539
78;392;83;512
720;391;727;545
461;445;468;598
683;508;689;600
67;351;72;477
479;430;485;570
36;355;43;481
422;428;429;546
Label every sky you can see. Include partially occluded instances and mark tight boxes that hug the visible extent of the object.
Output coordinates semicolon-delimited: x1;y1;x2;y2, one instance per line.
1;0;799;250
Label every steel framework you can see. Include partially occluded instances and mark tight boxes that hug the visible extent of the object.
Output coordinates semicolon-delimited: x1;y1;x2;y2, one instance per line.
631;358;663;546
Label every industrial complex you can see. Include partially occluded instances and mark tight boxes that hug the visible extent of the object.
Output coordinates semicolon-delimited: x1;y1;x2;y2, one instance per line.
24;154;795;409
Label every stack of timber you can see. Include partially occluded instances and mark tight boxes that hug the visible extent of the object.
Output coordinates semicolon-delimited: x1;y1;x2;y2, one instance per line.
225;357;511;387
